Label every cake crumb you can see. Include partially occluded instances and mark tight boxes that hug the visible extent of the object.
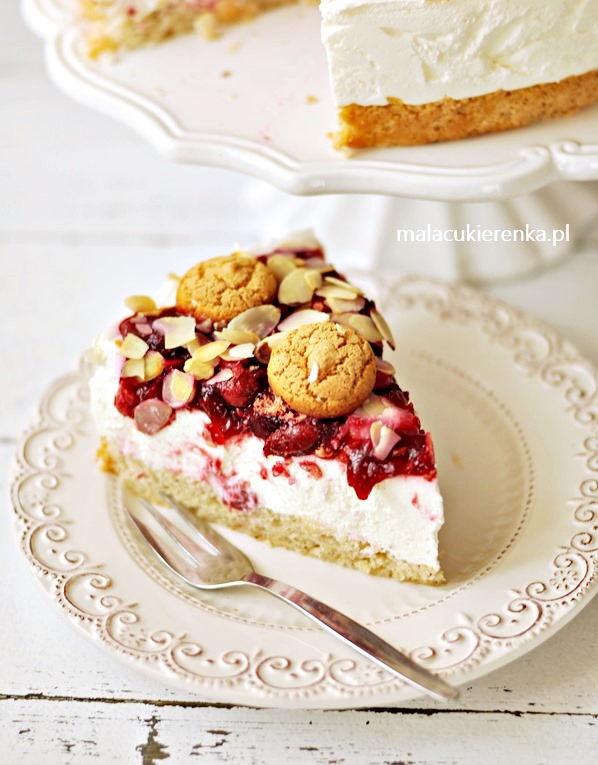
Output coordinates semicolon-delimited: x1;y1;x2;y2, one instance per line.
306;95;318;105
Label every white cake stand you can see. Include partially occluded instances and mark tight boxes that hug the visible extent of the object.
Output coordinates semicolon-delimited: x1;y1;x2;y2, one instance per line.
24;0;598;283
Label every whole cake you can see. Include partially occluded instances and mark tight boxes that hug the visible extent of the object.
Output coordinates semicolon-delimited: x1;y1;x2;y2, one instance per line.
80;0;598;146
88;234;445;584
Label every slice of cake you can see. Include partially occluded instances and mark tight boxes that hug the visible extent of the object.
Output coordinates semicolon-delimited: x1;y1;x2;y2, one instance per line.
80;1;598;145
89;235;444;584
322;0;598;147
80;0;310;56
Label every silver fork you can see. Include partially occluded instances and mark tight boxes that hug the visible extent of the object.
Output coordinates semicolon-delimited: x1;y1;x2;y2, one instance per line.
123;488;458;702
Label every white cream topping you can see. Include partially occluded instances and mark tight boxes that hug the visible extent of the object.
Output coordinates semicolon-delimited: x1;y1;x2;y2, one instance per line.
321;0;598;106
89;333;443;569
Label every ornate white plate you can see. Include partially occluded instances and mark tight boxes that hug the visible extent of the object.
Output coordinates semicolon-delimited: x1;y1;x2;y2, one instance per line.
10;276;598;708
23;0;598;201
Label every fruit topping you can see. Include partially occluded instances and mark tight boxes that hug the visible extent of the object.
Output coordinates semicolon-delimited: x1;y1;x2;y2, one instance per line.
118;333;149;359
134;398;173;434
153;315;197;349
162;370;196;408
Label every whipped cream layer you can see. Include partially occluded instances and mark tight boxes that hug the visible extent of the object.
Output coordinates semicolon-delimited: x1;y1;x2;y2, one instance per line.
90;335;443;570
321;0;598;106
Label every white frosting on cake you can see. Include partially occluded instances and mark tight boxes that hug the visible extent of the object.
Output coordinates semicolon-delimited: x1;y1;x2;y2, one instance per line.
89;333;444;569
321;0;598;106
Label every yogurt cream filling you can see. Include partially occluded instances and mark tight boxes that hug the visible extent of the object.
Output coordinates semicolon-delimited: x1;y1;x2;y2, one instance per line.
321;0;598;106
90;336;443;569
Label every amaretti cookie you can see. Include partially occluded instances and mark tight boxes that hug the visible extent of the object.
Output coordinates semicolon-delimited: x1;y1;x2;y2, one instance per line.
88;235;445;584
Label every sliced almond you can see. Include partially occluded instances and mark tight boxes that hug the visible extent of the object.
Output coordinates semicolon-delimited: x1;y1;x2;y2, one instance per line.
357;394;387;417
226;342;255;360
144;350;165;381
124;295;158;314
267;254;298;282
153;316;197;349
121;358;146;379
302;258;334;272
162;370;196;408
326;296;366;314
192;339;230;362
307;360;319;384
371;422;401;461
254;332;288;363
183;337;202;356
316;284;360;301
118;333;149;359
183;356;216;380
228;304;281;339
324;275;364;295
278;309;330;332
304;268;323;290
375;358;396;376
204;367;234;385
215;327;260;345
337;313;383;343
370;308;396;350
279;268;320;306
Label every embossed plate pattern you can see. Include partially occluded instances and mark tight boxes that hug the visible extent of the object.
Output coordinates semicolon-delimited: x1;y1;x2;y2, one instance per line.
10;276;598;708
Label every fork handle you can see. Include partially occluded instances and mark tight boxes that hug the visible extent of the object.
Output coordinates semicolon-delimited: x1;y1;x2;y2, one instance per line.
242;571;457;701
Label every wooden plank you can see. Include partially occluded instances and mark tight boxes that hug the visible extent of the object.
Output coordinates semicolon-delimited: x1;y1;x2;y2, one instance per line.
1;699;596;765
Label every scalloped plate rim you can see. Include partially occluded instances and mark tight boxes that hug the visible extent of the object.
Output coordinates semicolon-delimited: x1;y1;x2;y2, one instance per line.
8;274;598;707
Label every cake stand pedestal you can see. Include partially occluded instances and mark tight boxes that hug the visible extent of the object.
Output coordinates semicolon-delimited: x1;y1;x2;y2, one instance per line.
23;0;598;283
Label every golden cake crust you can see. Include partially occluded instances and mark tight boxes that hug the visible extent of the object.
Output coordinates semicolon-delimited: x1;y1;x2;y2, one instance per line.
267;322;376;418
176;254;277;323
337;69;598;148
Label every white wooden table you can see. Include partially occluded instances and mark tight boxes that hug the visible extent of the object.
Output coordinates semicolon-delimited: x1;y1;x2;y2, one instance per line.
2;4;597;762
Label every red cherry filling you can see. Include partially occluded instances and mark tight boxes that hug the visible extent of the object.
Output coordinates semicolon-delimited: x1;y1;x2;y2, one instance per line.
112;265;436;499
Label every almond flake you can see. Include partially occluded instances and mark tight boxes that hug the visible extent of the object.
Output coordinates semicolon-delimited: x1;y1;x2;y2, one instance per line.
307;361;319;384
370;308;396;350
192;340;230;362
375;358;396;375
267;254;298;282
153;316;197;349
278;269;319;306
204;367;234;385
215;327;260;345
324;275;364;295
183;338;202;356
357;394;387;417
371;423;401;461
326;296;366;314
144;350;165;381
121;358;145;379
278;309;330;332
344;314;383;343
316;284;360;301
304;269;323;290
119;333;149;359
124;295;158;314
162;370;196;408
228;304;281;339
183;356;216;380
254;332;288;363
227;342;255;360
